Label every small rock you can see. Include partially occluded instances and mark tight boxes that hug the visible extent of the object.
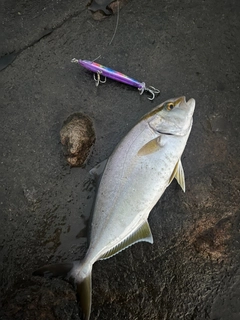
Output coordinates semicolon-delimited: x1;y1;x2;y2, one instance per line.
60;113;95;167
88;0;114;15
88;0;129;20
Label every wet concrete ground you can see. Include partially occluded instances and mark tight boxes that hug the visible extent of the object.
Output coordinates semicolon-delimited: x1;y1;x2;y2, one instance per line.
1;0;240;319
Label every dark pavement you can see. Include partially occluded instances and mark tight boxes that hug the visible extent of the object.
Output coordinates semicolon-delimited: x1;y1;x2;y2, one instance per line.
1;0;240;319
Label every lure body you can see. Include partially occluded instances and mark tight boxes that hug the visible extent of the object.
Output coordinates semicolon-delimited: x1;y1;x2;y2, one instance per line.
79;59;146;90
71;58;160;100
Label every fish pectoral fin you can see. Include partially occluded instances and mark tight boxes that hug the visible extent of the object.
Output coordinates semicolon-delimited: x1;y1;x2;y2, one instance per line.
89;159;108;178
169;159;186;192
100;221;153;260
137;136;162;156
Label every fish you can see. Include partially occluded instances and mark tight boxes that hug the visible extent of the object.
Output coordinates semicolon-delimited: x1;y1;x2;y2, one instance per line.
33;96;195;319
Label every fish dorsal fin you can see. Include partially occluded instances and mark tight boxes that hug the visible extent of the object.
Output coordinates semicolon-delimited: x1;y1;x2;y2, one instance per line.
89;159;108;179
169;159;185;192
137;136;162;156
100;221;153;260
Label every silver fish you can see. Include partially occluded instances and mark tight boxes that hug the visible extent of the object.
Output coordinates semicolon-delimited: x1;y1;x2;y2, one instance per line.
33;96;195;319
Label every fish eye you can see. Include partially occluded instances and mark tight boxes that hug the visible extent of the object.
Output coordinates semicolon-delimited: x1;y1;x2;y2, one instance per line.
166;102;174;111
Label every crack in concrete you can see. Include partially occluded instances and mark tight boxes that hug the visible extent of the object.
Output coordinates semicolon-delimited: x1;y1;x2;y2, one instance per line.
0;7;87;71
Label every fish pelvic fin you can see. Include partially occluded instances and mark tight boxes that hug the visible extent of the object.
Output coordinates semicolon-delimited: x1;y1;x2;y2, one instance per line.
174;159;185;192
33;261;93;320
169;158;186;192
89;159;108;179
100;220;153;260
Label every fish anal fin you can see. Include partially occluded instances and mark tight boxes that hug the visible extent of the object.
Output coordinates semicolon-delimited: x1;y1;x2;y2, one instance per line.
169;159;186;192
100;221;153;260
137;136;162;156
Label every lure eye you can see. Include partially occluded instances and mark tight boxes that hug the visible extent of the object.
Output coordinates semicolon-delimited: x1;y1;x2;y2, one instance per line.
166;102;174;111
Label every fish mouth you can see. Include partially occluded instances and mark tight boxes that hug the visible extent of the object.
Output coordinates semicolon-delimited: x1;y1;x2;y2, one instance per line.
176;96;195;107
178;96;195;114
186;97;196;117
177;96;194;106
175;96;186;104
186;97;195;108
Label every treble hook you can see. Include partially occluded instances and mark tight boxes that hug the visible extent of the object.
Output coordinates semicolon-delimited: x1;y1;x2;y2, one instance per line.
93;71;107;87
144;86;161;101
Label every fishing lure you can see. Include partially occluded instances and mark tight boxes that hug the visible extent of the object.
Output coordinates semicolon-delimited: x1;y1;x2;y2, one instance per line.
71;58;160;100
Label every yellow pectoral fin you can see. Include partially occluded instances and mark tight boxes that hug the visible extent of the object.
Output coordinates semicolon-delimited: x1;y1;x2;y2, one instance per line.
137;136;162;156
169;159;186;192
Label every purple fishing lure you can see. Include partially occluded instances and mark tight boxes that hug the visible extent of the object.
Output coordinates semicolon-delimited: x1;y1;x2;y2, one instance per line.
71;58;160;100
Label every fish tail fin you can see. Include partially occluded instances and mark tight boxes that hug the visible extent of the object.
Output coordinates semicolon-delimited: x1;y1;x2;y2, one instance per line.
33;261;93;320
76;270;92;320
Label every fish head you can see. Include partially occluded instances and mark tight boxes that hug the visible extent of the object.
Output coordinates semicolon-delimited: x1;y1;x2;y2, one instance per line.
147;96;195;136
